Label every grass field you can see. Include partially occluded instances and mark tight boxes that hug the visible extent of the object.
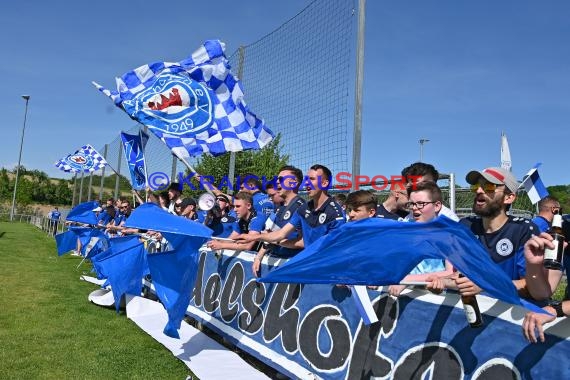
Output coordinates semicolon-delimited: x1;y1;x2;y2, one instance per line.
0;222;192;379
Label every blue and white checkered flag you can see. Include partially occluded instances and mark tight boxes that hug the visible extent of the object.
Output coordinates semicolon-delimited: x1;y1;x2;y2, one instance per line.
55;144;108;173
520;163;549;204
93;40;274;158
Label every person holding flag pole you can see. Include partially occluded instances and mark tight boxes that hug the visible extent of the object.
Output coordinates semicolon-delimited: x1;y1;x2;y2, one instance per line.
120;129;149;201
140;128;150;202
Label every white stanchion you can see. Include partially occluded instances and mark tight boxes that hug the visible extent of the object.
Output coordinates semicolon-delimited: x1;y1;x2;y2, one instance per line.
88;288;115;306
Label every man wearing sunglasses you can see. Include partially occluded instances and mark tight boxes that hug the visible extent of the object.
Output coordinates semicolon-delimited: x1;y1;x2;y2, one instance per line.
106;200;138;236
456;167;538;297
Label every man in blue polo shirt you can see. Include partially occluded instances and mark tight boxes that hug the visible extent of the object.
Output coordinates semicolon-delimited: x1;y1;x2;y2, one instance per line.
252;165;306;276
239;174;274;219
454;166;537;297
237;164;345;249
48;207;61;236
206;191;265;252
531;196;561;233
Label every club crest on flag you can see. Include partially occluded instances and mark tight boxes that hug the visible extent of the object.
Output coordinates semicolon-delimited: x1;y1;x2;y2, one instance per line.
69;153;91;167
55;144;108;173
123;72;213;137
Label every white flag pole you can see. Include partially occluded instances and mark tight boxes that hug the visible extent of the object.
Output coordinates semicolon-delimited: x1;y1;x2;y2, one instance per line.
174;153;215;197
139;127;150;202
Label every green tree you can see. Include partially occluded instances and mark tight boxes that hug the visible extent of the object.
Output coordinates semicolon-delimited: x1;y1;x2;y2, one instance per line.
547;185;570;212
0;168;10;201
54;179;73;205
15;177;33;207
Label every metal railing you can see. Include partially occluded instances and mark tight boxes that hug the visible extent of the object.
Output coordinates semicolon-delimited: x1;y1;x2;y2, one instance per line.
0;213;68;236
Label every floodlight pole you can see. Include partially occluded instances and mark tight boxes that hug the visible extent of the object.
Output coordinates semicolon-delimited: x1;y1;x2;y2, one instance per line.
10;95;31;221
351;0;366;191
419;138;430;162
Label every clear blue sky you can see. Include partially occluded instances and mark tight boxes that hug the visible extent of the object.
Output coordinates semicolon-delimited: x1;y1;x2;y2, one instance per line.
2;0;569;187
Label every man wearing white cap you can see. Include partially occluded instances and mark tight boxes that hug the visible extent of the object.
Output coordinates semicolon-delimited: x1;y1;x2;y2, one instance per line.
455;167;537;297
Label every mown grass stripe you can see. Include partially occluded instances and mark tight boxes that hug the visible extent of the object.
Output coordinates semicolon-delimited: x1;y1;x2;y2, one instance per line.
0;222;193;379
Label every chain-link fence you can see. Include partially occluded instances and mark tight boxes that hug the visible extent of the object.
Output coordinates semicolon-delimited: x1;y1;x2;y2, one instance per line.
229;0;356;176
0;213;68;236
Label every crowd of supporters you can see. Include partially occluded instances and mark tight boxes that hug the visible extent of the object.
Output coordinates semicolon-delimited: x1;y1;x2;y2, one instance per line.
74;161;569;343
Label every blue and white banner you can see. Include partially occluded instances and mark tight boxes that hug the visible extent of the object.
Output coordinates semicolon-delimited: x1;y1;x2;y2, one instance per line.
184;249;570;380
55;144;108;173
94;40;274;158
521;163;549;205
120;130;149;190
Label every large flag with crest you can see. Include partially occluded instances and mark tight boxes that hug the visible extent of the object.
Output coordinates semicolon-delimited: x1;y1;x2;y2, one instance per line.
120;130;149;190
93;40;274;158
55;144;108;173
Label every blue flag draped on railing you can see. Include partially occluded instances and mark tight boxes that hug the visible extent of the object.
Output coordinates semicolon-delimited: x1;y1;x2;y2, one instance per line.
66;201;100;225
55;226;106;257
55;229;84;256
120;130;149;190
55;144;108;173
260;216;543;313
81;228;110;258
520;163;549;205
91;235;149;312
93;40;274;158
125;203;212;338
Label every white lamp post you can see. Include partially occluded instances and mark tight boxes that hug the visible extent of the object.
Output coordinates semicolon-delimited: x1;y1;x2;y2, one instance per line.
10;95;31;221
419;138;430;162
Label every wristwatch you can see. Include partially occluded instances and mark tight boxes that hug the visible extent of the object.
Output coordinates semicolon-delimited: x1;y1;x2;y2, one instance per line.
549;300;565;318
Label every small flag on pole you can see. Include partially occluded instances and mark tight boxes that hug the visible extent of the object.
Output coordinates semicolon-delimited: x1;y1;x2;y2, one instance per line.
120;130;149;190
520;163;549;204
55;144;108;173
93;40;274;158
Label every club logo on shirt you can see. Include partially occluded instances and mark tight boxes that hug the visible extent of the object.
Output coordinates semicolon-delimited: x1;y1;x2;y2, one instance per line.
221;217;228;223
496;238;513;257
283;211;291;220
318;213;327;224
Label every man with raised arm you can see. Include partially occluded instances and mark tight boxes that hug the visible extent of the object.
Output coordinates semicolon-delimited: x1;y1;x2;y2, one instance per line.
206;191;264;252
252;165;306;277
236;164;345;249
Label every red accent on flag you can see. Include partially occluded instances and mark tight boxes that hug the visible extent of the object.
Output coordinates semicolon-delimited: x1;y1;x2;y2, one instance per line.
148;88;182;111
484;169;505;182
